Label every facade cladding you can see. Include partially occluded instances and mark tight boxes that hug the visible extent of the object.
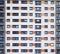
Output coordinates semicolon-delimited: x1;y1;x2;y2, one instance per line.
0;0;60;54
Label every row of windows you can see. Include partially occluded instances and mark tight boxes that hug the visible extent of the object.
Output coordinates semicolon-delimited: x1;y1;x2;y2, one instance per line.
7;37;55;41
7;49;55;53
7;13;55;17
6;43;54;47
7;7;54;11
6;19;54;23
7;25;54;29
7;0;55;5
6;31;54;35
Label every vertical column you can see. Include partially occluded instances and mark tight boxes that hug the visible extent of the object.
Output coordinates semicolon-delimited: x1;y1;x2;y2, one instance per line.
0;0;5;54
56;0;60;54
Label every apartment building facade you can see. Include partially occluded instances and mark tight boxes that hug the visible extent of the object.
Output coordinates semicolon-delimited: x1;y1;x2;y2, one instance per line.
0;0;60;54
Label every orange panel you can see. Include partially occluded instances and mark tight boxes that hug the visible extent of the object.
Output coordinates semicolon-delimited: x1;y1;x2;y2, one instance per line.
41;25;44;28
42;1;44;4
19;31;21;34
48;7;51;10
41;37;45;40
41;49;45;52
48;43;51;46
32;43;35;46
27;37;30;40
10;37;12;40
48;31;51;34
32;31;35;34
10;49;12;52
41;13;44;16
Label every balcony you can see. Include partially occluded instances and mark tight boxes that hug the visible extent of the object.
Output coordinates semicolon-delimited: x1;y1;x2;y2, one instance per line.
0;31;4;35
0;13;4;17
0;49;4;54
0;1;4;5
56;49;60;54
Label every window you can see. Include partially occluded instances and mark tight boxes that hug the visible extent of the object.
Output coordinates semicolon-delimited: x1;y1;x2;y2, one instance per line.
7;37;10;40
12;49;19;52
13;0;19;4
44;43;48;46
7;31;10;34
7;7;10;10
21;43;27;46
35;13;41;17
44;19;48;22
44;1;48;4
51;25;54;28
29;7;33;10
7;49;10;52
0;0;4;5
21;7;27;10
21;49;27;52
35;19;41;23
29;43;33;46
45;7;48;10
7;25;10;28
30;0;33;4
35;31;41;35
44;37;48;40
44;31;48;34
21;1;27;4
7;0;10;4
35;37;41;42
21;25;27;28
12;37;19;40
51;7;54;10
29;31;33;34
35;7;41;11
29;19;33;22
12;19;19;22
50;19;54;22
21;13;27;16
21;37;27;40
51;13;54;16
29;25;33;28
0;13;4;17
29;49;33;52
12;7;19;10
7;19;10;22
0;37;4;41
12;25;19;28
51;37;54;40
57;1;60;5
44;25;48;28
51;31;54;34
35;1;41;5
45;49;48;52
21;19;27;22
35;49;41;53
51;43;54;47
21;31;27;34
12;43;19;46
6;43;10;46
0;43;4;47
7;13;10;16
35;25;41;29
12;13;19;16
30;37;33;40
51;49;54;52
44;13;48;16
51;1;54;4
0;19;4;23
29;13;33;16
12;31;19;34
